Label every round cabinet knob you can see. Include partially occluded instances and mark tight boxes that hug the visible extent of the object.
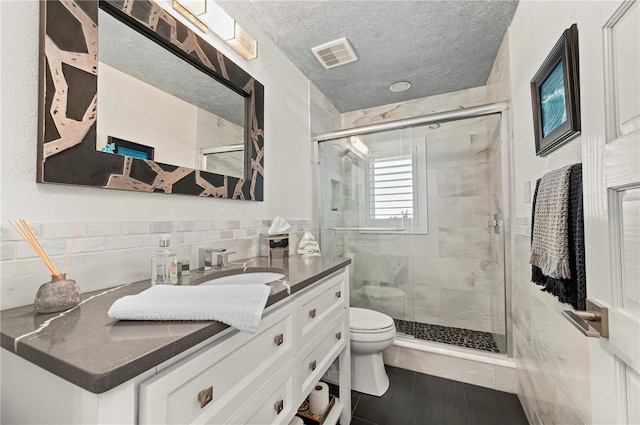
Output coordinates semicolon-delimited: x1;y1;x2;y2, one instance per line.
309;360;317;371
335;290;342;298
335;331;342;340
309;309;316;319
274;399;284;414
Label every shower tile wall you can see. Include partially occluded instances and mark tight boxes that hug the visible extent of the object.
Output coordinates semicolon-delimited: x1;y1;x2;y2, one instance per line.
411;129;497;333
337;85;506;336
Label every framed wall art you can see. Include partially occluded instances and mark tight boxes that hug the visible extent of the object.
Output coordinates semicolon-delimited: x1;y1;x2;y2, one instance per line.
530;24;581;156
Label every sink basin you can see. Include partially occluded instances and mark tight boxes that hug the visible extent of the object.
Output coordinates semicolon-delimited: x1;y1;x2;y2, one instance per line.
198;267;286;286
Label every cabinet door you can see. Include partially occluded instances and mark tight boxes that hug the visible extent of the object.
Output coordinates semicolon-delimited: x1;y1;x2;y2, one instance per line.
139;303;294;425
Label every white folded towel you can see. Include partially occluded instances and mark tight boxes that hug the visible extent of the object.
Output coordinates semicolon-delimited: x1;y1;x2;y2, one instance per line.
107;284;271;333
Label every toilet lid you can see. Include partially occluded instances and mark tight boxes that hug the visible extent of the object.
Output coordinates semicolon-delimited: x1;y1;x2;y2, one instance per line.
350;307;394;332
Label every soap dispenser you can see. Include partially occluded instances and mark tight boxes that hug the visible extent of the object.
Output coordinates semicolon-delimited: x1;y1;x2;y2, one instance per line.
151;235;178;285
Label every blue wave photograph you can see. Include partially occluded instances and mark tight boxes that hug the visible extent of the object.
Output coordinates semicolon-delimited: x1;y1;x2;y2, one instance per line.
539;59;567;137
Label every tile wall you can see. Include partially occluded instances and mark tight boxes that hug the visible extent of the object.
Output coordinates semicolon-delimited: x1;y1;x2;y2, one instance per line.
511;219;591;425
0;219;311;310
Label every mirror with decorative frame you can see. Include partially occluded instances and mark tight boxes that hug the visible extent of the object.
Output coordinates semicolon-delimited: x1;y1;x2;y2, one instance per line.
37;0;264;200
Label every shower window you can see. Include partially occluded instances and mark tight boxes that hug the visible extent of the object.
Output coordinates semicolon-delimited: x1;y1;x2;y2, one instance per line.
369;149;415;220
364;143;428;234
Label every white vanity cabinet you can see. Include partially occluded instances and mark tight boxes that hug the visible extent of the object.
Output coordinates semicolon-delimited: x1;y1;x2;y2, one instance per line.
138;267;351;425
0;266;350;425
138;301;296;424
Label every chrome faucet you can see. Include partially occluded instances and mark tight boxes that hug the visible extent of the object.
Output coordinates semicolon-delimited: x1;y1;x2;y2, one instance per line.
199;248;236;270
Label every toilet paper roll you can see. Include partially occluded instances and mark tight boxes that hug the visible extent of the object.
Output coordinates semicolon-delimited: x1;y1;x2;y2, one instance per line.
288;416;304;425
309;382;330;415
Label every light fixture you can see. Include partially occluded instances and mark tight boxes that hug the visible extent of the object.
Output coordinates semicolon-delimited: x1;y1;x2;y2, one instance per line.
339;136;369;160
196;2;256;59
172;0;208;33
389;81;411;92
171;0;257;60
225;22;257;60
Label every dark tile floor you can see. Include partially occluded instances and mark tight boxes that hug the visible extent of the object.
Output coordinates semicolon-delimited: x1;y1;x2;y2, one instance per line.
344;366;528;425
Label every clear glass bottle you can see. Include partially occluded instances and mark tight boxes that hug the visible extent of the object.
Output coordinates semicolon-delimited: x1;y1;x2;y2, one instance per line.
151;235;178;285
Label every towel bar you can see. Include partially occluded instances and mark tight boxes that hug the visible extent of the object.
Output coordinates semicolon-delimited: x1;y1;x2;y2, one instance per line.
562;298;609;338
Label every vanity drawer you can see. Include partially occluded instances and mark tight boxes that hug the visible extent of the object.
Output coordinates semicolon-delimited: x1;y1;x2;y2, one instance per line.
138;304;295;425
297;271;347;346
229;361;295;425
299;315;347;396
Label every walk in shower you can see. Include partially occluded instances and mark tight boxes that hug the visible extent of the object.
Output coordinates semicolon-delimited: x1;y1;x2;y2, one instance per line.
315;104;508;355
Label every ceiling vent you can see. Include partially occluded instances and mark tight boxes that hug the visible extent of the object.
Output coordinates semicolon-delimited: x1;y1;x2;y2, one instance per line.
311;37;358;69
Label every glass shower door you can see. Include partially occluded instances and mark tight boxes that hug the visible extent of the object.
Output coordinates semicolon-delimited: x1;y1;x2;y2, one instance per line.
318;128;414;323
317;113;507;354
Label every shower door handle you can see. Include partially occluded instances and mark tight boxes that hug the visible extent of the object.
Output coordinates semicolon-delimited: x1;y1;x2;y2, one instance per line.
487;213;501;234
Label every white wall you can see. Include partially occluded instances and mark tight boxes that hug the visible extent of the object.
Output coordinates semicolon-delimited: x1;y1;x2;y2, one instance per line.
97;63;198;168
0;0;313;309
507;2;616;424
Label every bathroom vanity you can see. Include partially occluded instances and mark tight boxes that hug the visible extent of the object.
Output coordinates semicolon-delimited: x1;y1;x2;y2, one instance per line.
0;257;351;425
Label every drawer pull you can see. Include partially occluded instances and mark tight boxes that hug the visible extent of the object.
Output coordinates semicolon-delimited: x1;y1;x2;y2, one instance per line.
309;360;317;371
274;333;284;346
274;399;284;414
309;309;316;319
198;386;213;408
335;290;342;298
335;331;342;340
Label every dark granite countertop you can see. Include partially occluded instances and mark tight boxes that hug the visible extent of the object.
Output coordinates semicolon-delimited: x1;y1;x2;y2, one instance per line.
0;256;350;394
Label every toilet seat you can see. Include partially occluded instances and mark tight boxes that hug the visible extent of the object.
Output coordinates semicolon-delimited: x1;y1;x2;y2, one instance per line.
350;307;395;334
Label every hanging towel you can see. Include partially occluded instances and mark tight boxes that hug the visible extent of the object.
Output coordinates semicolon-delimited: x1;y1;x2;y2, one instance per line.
530;164;586;310
530;165;573;279
107;284;271;333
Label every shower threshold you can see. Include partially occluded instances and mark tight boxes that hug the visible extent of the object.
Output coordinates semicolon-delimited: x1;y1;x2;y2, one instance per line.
394;319;505;354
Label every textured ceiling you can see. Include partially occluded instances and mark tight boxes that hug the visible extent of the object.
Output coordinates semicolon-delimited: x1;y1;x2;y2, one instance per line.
99;10;245;126
218;1;518;113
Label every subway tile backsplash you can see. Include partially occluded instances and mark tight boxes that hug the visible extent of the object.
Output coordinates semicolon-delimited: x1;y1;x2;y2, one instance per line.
0;218;311;310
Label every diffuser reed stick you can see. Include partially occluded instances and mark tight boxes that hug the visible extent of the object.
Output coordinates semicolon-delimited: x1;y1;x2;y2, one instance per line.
62;220;83;275
9;219;61;278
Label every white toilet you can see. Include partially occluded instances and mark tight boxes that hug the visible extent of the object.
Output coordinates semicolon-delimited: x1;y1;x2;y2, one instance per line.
349;307;396;397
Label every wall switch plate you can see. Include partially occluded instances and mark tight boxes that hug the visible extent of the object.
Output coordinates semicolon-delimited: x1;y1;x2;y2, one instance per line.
524;181;531;203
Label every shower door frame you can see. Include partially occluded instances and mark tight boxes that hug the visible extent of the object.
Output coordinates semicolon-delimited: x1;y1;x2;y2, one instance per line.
312;102;514;357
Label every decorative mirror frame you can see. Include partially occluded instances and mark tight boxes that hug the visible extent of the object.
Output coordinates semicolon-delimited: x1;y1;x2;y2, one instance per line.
37;0;264;200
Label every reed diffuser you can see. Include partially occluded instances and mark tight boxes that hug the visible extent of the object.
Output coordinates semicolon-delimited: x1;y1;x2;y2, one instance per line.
9;219;83;313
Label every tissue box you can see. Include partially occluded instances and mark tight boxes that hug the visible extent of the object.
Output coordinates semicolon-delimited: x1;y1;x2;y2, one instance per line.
260;233;289;258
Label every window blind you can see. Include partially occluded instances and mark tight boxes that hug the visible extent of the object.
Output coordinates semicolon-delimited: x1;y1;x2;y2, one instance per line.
370;156;413;219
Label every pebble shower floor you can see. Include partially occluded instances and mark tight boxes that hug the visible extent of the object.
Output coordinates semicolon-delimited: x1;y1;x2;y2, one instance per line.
394;319;504;353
